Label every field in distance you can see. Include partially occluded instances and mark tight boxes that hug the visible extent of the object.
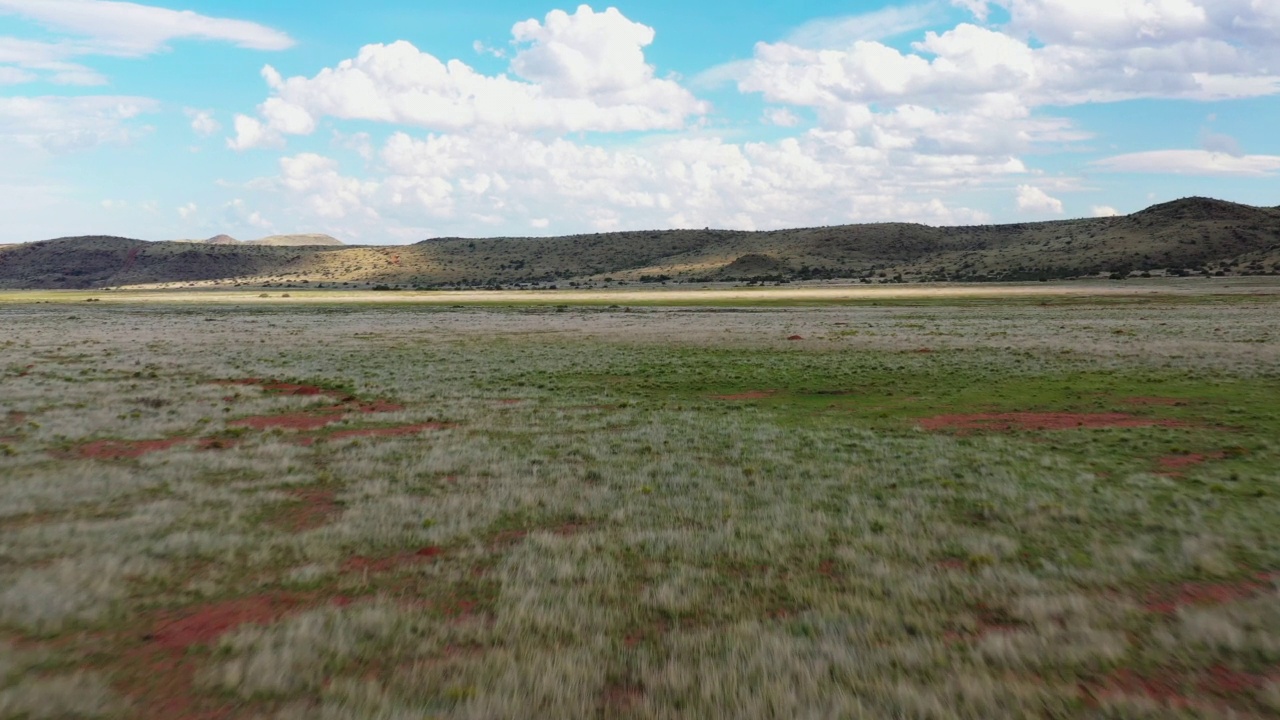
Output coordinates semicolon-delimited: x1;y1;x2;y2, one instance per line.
0;284;1278;718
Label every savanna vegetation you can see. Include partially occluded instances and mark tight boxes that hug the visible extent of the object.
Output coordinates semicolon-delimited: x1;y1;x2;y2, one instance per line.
1;281;1278;719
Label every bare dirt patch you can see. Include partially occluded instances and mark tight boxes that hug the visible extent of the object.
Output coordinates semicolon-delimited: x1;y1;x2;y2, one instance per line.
229;411;344;431
219;378;408;434
916;412;1190;433
271;488;341;533
1079;664;1279;713
342;546;444;574
1143;572;1276;614
1157;451;1228;475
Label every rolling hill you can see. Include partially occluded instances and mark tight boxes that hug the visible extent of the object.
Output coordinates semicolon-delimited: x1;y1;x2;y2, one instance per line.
1;198;1277;290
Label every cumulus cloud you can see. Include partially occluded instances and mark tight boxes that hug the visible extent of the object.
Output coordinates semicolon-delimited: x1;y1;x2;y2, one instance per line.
185;108;221;137
240;125;1004;244
177;202;197;219
1092;149;1280;176
1016;184;1064;214
0;94;157;152
230;6;706;150
1092;205;1121;217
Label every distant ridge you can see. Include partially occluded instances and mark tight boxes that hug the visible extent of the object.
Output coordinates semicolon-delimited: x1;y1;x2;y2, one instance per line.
1;197;1277;289
173;233;344;246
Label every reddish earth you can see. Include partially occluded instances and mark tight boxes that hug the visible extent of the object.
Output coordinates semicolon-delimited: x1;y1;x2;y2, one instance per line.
711;390;778;401
271;488;341;532
16;364;34;377
148;593;310;651
4;410;26;425
114;591;356;720
913;347;934;353
497;399;523;406
1080;665;1279;711
229;411;344;431
601;681;645;713
786;335;804;341
936;558;968;570
217;378;408;434
1143;572;1276;614
342;546;444;574
917;412;1189;433
77;438;188;460
1157;451;1227;474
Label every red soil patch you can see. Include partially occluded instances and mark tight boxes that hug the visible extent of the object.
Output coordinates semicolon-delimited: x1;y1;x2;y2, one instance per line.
913;347;934;354
711;390;778;401
497;399;524;405
196;437;239;451
1143;572;1276;614
342;546;444;574
4;410;26;425
936;558;968;571
786;335;804;341
272;488;341;532
117;592;353;720
917;412;1189;433
1123;397;1187;406
1157;451;1227;474
77;438;187;460
1080;665;1279;711
601;681;645;713
229;411;343;431
217;379;408;435
148;593;309;651
16;364;35;377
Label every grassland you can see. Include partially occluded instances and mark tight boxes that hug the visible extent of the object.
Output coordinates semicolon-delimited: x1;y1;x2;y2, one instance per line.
1;282;1278;719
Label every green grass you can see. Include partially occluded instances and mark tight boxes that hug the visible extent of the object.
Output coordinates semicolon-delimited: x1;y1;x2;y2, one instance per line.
0;295;1277;718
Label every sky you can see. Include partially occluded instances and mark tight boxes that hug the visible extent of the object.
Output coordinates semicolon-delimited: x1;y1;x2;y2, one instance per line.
1;0;1278;245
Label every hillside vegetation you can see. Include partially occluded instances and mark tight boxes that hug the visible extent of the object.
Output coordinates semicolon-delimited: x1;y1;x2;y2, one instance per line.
1;197;1277;289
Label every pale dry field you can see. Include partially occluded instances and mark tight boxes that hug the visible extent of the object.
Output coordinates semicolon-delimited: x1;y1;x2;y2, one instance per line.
1;288;1278;719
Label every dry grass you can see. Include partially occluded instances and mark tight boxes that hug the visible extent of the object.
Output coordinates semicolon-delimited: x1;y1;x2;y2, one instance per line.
0;288;1277;718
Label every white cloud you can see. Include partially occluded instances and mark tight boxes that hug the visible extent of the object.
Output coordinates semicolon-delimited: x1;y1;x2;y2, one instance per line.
177;202;197;219
1092;149;1280;176
0;0;294;55
222;198;273;231
1016;184;1064;214
1091;205;1121;217
241;126;1006;243
184;108;221;137
0;1;291;85
0;65;35;84
763;108;801;127
230;6;707;149
783;4;941;48
951;0;991;21
0;94;157;152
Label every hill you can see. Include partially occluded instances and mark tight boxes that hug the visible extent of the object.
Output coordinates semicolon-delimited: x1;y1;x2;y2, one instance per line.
1;198;1277;289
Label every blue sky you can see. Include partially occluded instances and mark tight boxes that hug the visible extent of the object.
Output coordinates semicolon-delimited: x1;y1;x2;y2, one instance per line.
1;0;1278;244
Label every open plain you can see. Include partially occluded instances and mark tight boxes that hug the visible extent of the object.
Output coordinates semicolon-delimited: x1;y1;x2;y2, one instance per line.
1;281;1279;719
